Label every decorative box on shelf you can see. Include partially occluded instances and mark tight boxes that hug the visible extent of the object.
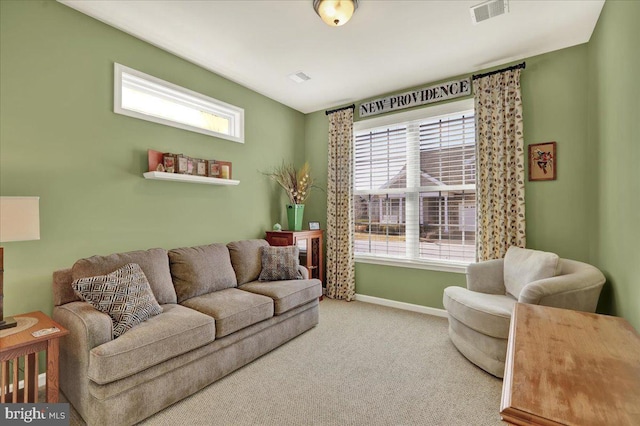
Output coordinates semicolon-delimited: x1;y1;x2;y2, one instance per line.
145;149;239;185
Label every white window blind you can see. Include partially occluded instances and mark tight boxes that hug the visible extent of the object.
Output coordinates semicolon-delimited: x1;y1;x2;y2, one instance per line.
354;105;476;266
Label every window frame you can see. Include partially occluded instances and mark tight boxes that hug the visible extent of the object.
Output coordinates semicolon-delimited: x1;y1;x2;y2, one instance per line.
114;63;244;143
353;98;476;274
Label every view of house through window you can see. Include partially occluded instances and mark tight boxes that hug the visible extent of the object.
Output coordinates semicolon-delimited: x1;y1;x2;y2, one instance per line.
353;102;476;266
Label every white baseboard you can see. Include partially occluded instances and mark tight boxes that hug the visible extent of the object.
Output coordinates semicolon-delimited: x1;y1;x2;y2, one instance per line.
354;294;448;318
7;373;47;393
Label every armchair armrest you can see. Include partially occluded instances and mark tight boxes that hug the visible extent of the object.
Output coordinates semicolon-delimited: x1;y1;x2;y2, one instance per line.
466;258;506;294
298;265;310;279
519;262;606;312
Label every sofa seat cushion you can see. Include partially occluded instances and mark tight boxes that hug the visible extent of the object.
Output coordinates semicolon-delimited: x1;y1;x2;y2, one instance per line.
443;286;516;339
88;304;215;385
181;288;273;338
240;279;322;315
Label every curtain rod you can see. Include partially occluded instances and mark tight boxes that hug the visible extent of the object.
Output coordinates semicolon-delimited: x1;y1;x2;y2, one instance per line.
472;62;526;80
325;104;355;115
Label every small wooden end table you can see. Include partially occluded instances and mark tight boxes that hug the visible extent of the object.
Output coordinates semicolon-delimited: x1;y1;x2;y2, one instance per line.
501;303;640;426
265;230;324;284
0;311;69;403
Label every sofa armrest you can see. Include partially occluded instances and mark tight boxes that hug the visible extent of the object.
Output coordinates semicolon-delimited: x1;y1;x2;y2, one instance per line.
298;265;309;280
519;265;606;312
52;302;112;421
466;258;506;295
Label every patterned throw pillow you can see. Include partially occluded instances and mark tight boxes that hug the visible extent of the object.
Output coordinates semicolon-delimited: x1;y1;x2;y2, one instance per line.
72;263;163;338
258;246;303;281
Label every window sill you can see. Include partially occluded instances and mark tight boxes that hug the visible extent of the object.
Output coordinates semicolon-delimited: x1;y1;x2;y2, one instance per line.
355;254;470;274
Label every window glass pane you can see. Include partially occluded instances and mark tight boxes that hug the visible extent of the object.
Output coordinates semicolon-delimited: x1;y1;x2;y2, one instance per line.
353;105;476;266
419;114;475;186
122;84;231;135
419;191;476;262
114;63;244;143
354;194;407;257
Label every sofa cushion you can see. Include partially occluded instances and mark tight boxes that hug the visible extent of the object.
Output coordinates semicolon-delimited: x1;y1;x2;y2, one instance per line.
88;304;215;384
72;263;163;338
503;246;560;299
72;248;177;305
443;286;516;339
169;244;238;303
181;288;273;338
258;245;303;281
227;239;269;285
240;279;322;315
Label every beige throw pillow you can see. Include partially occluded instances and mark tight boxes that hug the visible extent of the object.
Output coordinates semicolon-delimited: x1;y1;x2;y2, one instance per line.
503;246;559;299
258;246;302;281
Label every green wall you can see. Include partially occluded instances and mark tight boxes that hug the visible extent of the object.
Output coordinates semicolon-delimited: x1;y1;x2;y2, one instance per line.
0;0;305;318
588;0;640;328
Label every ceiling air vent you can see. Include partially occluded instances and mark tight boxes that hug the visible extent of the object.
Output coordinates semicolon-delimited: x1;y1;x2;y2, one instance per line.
470;0;509;25
288;71;311;83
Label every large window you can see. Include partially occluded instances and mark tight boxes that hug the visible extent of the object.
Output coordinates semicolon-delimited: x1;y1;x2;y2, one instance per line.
114;63;244;143
353;100;476;271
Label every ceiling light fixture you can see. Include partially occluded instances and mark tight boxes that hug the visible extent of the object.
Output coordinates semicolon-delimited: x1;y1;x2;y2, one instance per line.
313;0;358;27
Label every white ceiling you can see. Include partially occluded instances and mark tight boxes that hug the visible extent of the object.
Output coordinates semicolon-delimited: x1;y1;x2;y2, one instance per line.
59;0;604;114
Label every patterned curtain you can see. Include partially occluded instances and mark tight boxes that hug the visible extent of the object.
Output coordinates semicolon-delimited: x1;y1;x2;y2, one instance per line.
473;69;526;261
326;108;355;301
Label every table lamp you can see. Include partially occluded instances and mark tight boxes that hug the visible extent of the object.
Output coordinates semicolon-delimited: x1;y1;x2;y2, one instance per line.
0;196;40;330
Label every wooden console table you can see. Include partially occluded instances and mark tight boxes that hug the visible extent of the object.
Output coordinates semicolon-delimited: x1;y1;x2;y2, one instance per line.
0;311;69;403
265;230;323;284
501;303;640;426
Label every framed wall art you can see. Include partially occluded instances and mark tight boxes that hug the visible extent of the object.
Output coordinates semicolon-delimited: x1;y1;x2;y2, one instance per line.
528;142;556;181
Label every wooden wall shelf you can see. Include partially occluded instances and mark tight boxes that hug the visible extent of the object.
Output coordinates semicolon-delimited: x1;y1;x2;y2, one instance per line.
143;171;239;186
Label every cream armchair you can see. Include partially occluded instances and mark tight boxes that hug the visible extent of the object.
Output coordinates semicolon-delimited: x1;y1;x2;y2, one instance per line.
443;247;605;378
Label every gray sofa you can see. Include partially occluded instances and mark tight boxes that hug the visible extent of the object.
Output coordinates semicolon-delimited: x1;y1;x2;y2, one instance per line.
52;239;321;426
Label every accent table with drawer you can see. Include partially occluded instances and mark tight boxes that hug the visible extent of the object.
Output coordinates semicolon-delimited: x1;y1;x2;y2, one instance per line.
265;230;323;284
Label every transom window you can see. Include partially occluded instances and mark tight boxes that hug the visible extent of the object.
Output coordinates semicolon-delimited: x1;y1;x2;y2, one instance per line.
353;99;476;271
114;63;244;143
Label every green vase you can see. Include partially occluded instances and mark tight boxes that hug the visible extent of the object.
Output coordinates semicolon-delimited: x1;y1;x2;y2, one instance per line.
287;204;304;231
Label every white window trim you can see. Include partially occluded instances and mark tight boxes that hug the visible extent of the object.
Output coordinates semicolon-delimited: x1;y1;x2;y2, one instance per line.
353;98;476;272
114;63;244;143
355;254;468;274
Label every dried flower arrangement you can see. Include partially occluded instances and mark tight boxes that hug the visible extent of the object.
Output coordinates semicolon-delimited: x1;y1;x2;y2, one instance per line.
265;161;314;205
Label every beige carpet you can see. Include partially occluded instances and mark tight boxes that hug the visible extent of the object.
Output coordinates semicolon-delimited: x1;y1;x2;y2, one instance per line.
68;299;503;425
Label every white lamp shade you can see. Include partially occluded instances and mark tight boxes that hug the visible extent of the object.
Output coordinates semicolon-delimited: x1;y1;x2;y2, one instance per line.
0;196;40;242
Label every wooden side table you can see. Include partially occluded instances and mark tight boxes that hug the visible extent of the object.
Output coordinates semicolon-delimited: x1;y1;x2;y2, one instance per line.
265;230;323;283
501;303;640;425
0;311;69;403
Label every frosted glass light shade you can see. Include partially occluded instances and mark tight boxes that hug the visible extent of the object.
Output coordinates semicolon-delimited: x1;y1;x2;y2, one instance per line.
314;0;358;27
0;196;40;242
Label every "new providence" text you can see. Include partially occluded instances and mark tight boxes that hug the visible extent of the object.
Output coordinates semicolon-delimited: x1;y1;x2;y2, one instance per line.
359;78;471;118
